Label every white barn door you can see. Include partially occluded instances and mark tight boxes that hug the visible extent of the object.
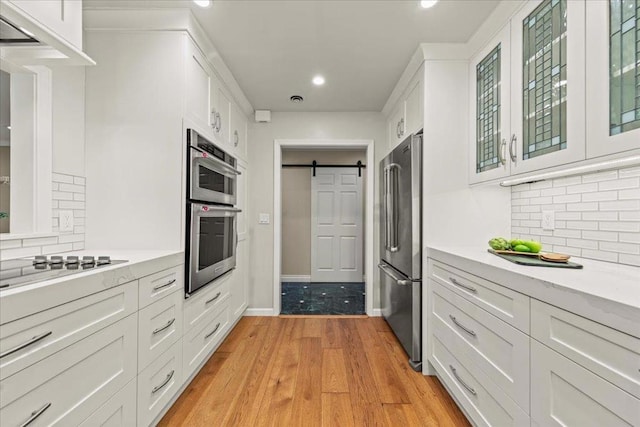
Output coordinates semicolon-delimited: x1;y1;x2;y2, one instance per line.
311;168;363;282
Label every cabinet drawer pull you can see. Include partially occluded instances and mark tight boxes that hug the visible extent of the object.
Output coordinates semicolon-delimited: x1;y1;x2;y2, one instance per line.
449;315;476;337
151;370;175;394
0;331;52;359
449;365;477;396
152;279;176;292
449;277;477;293
498;138;506;166
152;318;176;335
205;322;221;339
234;130;239;147
19;402;51;427
205;292;222;305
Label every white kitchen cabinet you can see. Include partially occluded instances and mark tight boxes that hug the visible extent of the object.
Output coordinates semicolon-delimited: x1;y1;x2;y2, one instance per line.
211;73;232;146
0;280;138;380
138;338;183;427
185;39;213;133
469;24;512;184
469;0;588;182
0;314;138;427
387;68;424;151
230;101;248;158
183;302;230;380
585;0;640;159
138;265;183;309
79;378;138;427
5;0;82;49
138;289;183;372
531;339;640;427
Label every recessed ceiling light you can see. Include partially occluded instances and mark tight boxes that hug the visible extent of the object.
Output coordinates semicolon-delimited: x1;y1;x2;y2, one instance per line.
312;75;325;86
420;0;438;9
193;0;211;7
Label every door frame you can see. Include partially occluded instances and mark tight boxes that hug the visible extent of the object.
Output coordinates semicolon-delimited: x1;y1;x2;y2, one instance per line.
273;139;375;316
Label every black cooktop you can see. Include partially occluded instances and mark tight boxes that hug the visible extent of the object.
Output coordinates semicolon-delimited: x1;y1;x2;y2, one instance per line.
0;255;128;290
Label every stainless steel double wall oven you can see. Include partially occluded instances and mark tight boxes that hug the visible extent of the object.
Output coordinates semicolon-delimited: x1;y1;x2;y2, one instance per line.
185;129;241;296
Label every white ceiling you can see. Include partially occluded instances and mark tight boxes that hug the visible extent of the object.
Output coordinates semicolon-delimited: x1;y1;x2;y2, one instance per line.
84;0;500;112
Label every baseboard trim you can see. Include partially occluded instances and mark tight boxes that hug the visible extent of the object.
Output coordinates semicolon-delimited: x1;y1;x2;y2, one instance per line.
244;308;277;316
369;308;383;317
281;275;311;283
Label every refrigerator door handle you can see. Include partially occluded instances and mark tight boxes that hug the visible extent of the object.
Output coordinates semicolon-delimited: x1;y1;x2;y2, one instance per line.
378;263;412;286
384;163;400;253
384;166;390;251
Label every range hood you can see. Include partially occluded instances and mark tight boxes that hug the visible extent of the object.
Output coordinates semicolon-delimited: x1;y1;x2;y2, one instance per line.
0;16;39;45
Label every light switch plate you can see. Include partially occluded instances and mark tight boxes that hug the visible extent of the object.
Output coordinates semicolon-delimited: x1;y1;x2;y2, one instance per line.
542;210;555;230
259;213;270;224
59;210;74;232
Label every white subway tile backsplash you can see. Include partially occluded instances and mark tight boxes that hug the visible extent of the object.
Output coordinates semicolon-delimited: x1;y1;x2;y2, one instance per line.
582;230;619;242
619;253;640;266
566;238;599;250
567;202;599;211
582;191;618;202
52;173;74;184
553;194;581;204
599;221;640;232
566;183;598;194
619;188;640;200
582;170;618;183
599;241;640;255
3;174;86;260
512;165;640;266
582;249;618;263
599;200;640;211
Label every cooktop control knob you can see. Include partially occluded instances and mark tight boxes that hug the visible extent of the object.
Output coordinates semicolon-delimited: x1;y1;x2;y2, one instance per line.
50;256;63;265
81;256;95;265
33;255;48;266
97;256;111;266
65;256;79;265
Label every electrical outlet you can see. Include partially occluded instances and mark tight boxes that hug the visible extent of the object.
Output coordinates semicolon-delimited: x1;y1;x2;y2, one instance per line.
542;210;555;230
259;213;270;224
59;210;74;232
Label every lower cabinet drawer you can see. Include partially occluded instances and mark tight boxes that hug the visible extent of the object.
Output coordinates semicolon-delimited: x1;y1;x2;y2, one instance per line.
79;378;137;427
138;289;183;372
531;340;640;427
431;334;530;427
431;281;530;412
531;299;640;399
0;280;138;380
183;274;231;331
183;303;229;380
137;338;183;427
139;265;183;310
0;314;138;426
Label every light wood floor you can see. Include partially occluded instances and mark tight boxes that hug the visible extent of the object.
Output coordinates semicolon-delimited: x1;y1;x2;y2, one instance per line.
159;316;470;427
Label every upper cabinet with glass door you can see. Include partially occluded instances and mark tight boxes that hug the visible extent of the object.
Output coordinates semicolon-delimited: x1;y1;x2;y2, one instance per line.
510;0;586;174
586;0;640;158
469;24;511;184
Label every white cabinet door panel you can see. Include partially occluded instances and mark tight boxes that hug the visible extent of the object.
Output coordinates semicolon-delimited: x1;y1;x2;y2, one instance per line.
138;289;183;372
79;378;137;427
531;340;640;427
185;40;212;131
0;315;137;427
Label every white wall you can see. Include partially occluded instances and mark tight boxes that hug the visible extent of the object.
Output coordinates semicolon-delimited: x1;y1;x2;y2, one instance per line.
248;112;386;311
422;61;511;247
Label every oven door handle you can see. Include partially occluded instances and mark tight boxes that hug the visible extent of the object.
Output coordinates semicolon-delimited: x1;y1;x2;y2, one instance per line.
200;206;242;213
192;148;241;176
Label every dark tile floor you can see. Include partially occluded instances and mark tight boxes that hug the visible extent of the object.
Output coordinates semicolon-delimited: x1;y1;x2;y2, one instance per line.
280;282;365;315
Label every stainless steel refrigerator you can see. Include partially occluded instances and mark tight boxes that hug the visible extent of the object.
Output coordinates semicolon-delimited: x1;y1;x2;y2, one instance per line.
379;133;422;371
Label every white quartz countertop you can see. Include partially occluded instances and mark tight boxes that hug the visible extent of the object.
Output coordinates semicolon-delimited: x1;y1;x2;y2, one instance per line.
427;246;640;338
0;249;184;324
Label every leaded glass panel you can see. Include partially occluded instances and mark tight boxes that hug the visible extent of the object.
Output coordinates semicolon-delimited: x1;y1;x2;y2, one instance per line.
522;0;567;160
610;0;640;135
476;44;502;173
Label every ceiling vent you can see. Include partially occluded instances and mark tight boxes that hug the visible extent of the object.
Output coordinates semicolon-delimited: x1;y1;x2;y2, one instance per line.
289;95;304;103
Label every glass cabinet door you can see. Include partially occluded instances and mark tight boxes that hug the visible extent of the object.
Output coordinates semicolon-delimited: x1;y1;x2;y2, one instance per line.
511;0;586;174
469;24;511;184
586;0;640;158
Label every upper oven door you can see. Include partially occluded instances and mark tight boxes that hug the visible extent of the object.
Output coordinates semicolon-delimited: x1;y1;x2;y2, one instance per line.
189;147;240;205
187;203;241;296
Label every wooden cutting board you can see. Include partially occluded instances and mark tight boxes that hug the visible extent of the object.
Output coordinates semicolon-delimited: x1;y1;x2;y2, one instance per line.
491;249;571;262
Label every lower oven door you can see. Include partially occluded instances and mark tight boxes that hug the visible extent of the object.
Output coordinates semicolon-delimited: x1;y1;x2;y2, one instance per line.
186;203;241;296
